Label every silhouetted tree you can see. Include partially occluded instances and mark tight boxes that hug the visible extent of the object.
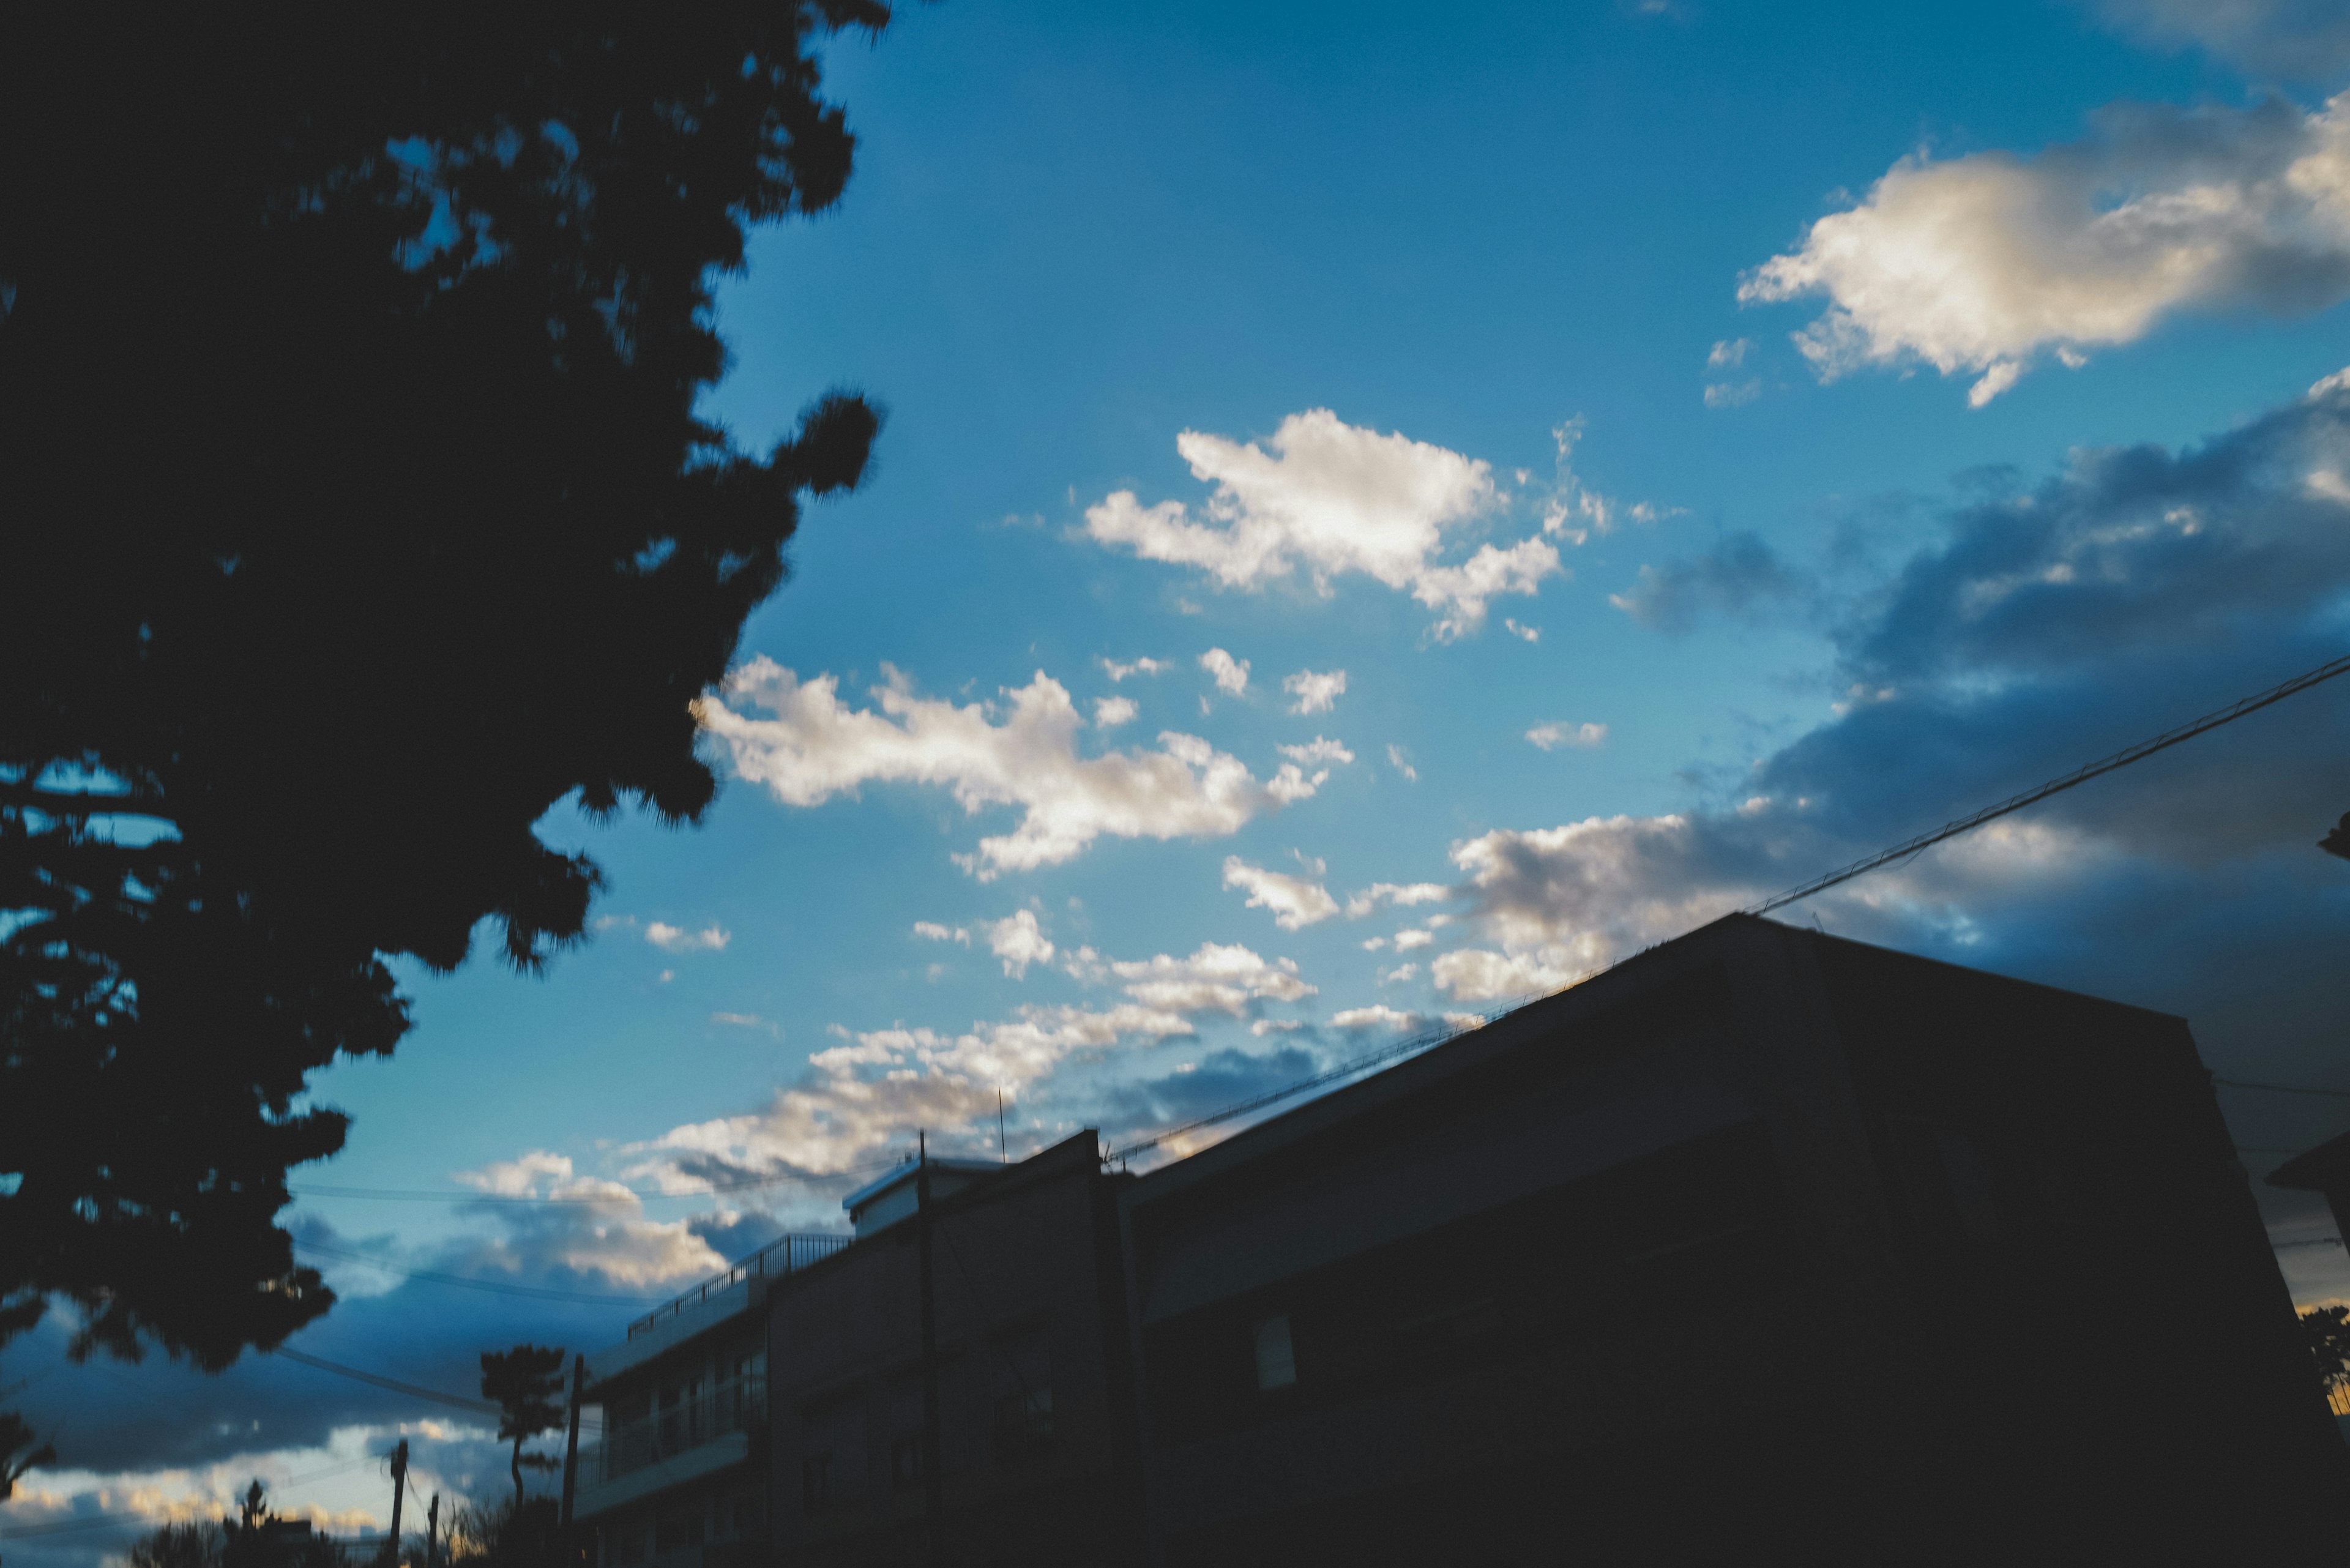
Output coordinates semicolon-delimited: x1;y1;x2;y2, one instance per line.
0;6;889;1370
2300;1304;2350;1395
0;1409;53;1501
129;1521;225;1568
446;1496;559;1568
482;1346;568;1514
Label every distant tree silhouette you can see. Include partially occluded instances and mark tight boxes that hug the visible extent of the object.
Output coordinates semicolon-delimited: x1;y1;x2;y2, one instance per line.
0;6;889;1370
129;1521;225;1568
2300;1304;2350;1395
482;1346;569;1514
0;1408;53;1501
445;1496;559;1568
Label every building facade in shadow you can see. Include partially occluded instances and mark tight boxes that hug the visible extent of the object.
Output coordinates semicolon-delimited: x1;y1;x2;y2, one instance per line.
1115;915;2344;1563
761;1135;1141;1567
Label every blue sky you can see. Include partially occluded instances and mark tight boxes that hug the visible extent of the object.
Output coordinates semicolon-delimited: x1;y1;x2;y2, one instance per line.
14;0;2350;1556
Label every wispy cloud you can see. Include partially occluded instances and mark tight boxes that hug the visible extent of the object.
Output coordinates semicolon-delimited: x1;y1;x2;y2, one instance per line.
697;659;1327;878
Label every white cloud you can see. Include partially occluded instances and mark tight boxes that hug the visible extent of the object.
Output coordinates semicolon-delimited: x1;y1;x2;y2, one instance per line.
1703;379;1761;409
1708;337;1752;368
452;1151;728;1285
1222;855;1342;929
1526;720;1608;750
696;659;1324;878
1343;880;1451;918
1740;93;2350;403
645;920;729;953
1392;928;1436;950
1332;1004;1422;1031
1082;409;1560;638
1283;668;1348;714
913;920;971;946
1428;947;1586;1004
1379;962;1420;985
1094;695;1139;728
1278;736;1356;766
629;939;1315;1182
979;908;1056;979
1199;647;1251;696
1100;941;1316;1014
1100;655;1173;681
1446;815;1764;981
1504;618;1541;643
1386;744;1418;782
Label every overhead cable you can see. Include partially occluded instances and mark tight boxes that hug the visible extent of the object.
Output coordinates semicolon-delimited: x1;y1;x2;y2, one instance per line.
293;1239;662;1305
267;1347;499;1415
1746;651;2350;917
1102;996;1532;1165
289;1152;903;1206
2214;1077;2350;1100
1100;651;2350;1171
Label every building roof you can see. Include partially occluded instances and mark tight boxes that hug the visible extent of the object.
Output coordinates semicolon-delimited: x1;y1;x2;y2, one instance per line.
2268;1129;2350;1193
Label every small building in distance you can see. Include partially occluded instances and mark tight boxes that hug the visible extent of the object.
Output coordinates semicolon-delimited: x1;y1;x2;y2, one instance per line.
1115;914;2344;1563
764;1132;1141;1567
573;1232;848;1568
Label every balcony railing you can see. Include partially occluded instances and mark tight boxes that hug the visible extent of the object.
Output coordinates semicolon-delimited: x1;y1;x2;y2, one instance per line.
591;1373;767;1483
625;1232;854;1340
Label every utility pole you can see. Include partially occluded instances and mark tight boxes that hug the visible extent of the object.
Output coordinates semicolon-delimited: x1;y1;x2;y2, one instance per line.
386;1440;409;1568
916;1130;943;1566
559;1353;586;1568
997;1088;1006;1163
423;1495;438;1568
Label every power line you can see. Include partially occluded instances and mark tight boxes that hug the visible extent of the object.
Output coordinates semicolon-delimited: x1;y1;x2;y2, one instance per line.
2215;1078;2350;1100
1099;652;2350;1172
1102;998;1532;1165
0;1452;394;1542
0;1512;155;1540
289;1154;903;1206
293;1239;663;1306
267;1348;498;1415
1747;651;2350;917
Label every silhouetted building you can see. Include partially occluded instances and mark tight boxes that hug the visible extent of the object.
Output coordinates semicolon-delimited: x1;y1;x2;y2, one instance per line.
575;1233;848;1568
764;1132;1141;1567
1115;914;2344;1563
2270;1131;2350;1246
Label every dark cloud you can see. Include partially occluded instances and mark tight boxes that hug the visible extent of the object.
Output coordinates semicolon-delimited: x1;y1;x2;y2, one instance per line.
2085;0;2350;81
1443;371;2350;1249
1610;532;1808;633
1848;379;2350;682
1098;1047;1323;1133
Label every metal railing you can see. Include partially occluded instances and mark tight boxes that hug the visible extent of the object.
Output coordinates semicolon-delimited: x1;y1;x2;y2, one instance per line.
625;1232;853;1340
589;1373;767;1482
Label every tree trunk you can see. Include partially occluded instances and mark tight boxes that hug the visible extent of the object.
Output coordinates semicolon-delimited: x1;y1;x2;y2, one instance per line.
512;1436;524;1517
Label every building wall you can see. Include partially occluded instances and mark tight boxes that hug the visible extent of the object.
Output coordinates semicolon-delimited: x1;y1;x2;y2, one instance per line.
764;1134;1141;1567
1117;916;2349;1564
584;1317;767;1568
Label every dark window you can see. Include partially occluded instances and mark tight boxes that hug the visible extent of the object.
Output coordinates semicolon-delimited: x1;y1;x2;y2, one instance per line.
889;1434;925;1490
801;1453;834;1513
990;1329;1056;1460
1252;1315;1297;1391
653;1501;703;1552
1143;1120;1786;1441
